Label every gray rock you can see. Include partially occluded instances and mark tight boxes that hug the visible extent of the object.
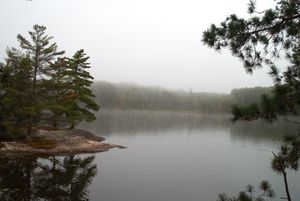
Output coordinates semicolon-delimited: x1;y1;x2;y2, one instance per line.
0;129;124;156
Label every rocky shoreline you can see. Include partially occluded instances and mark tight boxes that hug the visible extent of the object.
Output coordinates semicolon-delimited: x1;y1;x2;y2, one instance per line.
0;129;125;156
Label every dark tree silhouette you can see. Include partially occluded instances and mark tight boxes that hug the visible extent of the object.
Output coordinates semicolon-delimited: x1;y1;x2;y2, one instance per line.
202;0;300;123
0;155;97;201
202;1;300;201
0;25;99;137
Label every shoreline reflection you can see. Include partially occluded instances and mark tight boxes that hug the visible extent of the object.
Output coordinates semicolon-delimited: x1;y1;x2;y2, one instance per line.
0;155;97;201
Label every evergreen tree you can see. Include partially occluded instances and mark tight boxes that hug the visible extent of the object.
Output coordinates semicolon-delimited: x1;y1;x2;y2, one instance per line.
42;57;70;127
17;24;65;90
0;25;99;137
17;25;65;119
202;0;300;122
202;1;300;201
0;48;34;138
0;62;8;134
217;181;274;201
65;49;99;129
0;25;65;135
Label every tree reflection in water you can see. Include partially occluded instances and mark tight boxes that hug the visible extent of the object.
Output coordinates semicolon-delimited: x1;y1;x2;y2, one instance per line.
0;155;97;201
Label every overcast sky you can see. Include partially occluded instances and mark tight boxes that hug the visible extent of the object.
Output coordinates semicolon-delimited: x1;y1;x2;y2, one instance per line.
0;0;277;93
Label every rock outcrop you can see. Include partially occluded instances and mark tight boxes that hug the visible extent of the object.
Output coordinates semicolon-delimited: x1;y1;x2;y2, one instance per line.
0;129;125;156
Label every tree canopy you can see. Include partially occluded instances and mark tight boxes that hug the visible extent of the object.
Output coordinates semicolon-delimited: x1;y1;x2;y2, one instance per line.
202;0;300;122
64;50;99;128
0;25;99;139
202;1;300;201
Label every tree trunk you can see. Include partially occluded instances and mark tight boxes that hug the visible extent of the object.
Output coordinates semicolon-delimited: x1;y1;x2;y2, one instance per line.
283;171;292;201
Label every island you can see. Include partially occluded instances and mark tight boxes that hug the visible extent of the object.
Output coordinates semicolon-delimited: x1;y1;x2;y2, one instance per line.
0;128;125;156
0;25;126;155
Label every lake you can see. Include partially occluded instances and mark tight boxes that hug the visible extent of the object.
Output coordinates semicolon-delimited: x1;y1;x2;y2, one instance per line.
1;110;300;201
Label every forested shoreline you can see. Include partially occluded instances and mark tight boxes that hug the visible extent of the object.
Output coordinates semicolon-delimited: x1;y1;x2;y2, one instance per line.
91;81;272;113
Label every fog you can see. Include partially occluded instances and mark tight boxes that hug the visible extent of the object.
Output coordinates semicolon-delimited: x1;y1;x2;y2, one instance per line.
0;0;276;93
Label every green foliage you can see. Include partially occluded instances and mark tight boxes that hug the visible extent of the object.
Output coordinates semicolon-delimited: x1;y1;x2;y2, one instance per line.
0;48;35;136
217;181;274;201
91;81;237;113
0;24;65;134
0;25;99;138
231;87;272;106
272;135;300;173
0;63;7;133
268;135;300;201
203;1;300;201
17;25;65;105
91;82;274;113
202;0;300;72
17;24;65;80
64;50;99;128
202;0;300;122
42;57;70;127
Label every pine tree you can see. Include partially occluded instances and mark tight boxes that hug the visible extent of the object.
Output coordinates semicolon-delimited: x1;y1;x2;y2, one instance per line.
0;48;34;138
1;25;99;136
17;25;65;117
42;57;70;127
64;49;99;129
0;25;65;134
217;181;274;201
202;1;300;201
0;62;8;134
202;0;300;122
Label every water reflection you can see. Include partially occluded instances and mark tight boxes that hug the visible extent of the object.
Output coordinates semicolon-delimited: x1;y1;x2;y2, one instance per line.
80;110;231;136
2;111;298;201
0;155;97;201
81;111;300;201
230;118;300;144
80;110;300;143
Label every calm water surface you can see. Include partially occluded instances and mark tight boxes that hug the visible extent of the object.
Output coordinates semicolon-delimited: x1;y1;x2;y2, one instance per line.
1;111;300;201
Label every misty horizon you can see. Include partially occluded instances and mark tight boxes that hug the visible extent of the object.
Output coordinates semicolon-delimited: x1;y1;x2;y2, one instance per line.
1;1;299;200
0;0;277;93
93;79;272;95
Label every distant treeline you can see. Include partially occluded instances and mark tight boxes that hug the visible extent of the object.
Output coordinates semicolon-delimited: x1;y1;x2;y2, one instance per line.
91;81;272;113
